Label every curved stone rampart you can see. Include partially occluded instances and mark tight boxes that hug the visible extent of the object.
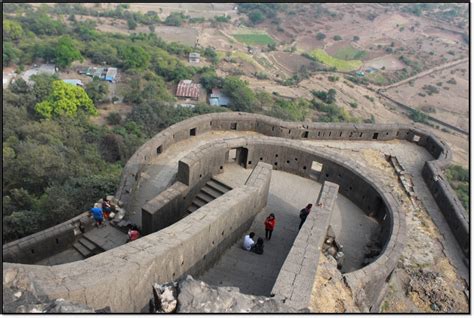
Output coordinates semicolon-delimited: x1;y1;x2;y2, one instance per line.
116;112;465;257
3;162;273;312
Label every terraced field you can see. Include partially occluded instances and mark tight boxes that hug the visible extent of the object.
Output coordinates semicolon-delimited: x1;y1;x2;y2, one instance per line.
233;33;276;45
308;49;363;72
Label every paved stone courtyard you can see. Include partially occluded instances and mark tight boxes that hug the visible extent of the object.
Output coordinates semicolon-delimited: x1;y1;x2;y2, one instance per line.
198;164;376;295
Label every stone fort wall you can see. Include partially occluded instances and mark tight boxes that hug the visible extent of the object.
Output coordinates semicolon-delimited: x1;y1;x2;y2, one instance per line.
116;112;466;257
3;162;273;312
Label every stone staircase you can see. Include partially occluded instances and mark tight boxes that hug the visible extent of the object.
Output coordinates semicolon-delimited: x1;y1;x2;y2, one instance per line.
72;235;105;258
186;178;232;214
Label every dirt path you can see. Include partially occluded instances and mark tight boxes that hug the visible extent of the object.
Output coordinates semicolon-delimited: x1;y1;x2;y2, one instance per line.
377;57;468;91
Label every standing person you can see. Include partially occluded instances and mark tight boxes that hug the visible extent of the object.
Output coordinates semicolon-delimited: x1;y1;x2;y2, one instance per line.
90;206;104;227
102;197;112;220
264;213;276;240
299;203;312;229
243;232;256;251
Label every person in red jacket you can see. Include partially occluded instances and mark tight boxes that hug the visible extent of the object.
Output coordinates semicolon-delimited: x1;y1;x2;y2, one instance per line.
264;213;276;240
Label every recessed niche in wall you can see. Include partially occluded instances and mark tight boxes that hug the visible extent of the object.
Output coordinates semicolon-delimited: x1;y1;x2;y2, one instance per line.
157;145;163;154
228;149;237;162
190;128;196;136
372;133;379;140
230;122;237;130
311;161;323;172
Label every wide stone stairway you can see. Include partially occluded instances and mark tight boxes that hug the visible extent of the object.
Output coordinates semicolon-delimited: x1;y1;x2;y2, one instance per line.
186;178;232;214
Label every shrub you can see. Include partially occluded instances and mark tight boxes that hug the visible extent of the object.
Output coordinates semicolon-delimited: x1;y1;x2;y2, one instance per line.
349;101;358;108
333;35;342;41
316;32;326;41
107;112;122;125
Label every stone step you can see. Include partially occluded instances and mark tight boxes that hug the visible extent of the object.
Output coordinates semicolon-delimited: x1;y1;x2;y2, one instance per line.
207;179;232;194
196;192;214;203
187;203;200;214
78;237;98;251
193;196;208;207
210;178;232;191
201;186;224;199
72;242;92;258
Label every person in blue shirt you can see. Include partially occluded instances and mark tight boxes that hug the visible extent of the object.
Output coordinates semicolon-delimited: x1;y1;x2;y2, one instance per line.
90;206;104;227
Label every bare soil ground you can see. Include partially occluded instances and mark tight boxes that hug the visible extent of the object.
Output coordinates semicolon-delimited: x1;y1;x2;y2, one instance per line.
270;52;313;73
363;55;405;71
384;62;468;130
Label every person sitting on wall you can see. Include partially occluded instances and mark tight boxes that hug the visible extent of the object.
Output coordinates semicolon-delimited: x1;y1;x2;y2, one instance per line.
252;237;264;255
264;213;276;240
243;232;256;251
90;205;105;228
299;203;313;230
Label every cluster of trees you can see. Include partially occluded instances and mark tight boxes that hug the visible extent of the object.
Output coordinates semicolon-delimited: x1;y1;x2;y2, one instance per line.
238;3;283;24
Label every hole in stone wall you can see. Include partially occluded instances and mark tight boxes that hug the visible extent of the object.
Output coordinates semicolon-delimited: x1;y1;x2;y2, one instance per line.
31;249;35;254
326;173;329;178
372;133;379;140
212;241;215;245
182;261;185;265
173;273;176;277
199;174;202;178
230;122;237;130
275;154;278;157
220;166;223;170
210;121;212;126
339;132;342;137
295;158;298;161
56;238;59;244
349;132;353;137
260;157;263;161
303;166;307;170
274;162;278;166
349;186;353;190
396;131;399;136
323;132;325;137
157;145;163;154
272;126;275;131
289;129;291;134
190;128;196;136
221;231;225;236
386;132;389;135
329;132;331;136
286;160;290;164
303;131;309;138
318;132;321;136
248;161;252;165
359;133;363;137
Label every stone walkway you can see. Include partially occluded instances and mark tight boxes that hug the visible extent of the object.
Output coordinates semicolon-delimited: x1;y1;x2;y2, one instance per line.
199;164;374;295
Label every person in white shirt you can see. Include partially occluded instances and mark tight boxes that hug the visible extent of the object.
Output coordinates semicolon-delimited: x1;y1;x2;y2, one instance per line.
243;232;256;251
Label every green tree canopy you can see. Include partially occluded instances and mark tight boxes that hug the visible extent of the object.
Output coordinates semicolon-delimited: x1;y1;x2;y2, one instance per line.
222;77;257;112
85;77;109;104
3;19;23;41
55;35;83;68
35;80;96;118
118;45;150;70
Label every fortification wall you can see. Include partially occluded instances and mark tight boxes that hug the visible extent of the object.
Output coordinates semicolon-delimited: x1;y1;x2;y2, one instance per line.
116;112;465;257
2;212;93;264
272;181;339;310
3;162;273;312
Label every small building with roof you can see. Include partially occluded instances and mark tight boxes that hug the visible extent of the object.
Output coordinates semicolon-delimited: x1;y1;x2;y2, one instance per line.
176;80;201;100
208;88;230;107
105;68;117;82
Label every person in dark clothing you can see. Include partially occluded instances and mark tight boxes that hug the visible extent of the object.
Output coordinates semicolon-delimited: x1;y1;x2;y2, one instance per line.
299;203;313;229
264;213;276;240
252;237;264;255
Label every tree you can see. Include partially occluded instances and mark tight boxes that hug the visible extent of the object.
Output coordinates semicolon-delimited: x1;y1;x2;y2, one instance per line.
85;77;109;104
164;12;184;26
222;77;257;112
119;45;150;70
55;35;83;69
35;80;96;118
248;10;264;24
333;35;342;41
353;35;360;42
127;17;138;30
3;19;23;41
316;32;326;41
